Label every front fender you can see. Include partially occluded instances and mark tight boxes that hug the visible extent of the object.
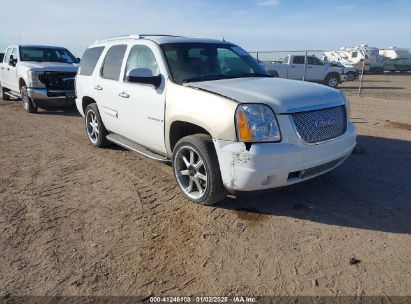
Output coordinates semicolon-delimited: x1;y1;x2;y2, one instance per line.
165;81;238;155
16;65;31;88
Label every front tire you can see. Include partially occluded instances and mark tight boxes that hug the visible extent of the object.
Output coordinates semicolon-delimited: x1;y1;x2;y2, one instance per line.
346;72;356;81
324;74;340;88
172;134;227;205
21;86;37;113
85;103;109;148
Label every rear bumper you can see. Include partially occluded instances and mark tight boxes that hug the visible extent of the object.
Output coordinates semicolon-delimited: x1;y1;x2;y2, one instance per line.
214;121;357;191
27;88;75;101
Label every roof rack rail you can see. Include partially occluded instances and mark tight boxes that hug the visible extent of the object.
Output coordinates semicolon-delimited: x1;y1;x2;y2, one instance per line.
94;34;184;44
94;35;141;43
139;34;184;38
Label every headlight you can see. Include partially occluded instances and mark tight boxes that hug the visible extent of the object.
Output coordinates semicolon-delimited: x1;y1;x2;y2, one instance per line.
340;91;351;119
235;104;281;142
27;71;46;88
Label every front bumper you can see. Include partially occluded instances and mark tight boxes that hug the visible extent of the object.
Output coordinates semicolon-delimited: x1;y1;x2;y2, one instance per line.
213;119;357;191
340;74;348;82
27;88;75;101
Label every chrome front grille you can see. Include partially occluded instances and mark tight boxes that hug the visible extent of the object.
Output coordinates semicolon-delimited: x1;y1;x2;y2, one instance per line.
290;105;347;144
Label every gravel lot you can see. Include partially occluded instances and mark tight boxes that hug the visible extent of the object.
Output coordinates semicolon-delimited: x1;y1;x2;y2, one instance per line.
0;75;410;297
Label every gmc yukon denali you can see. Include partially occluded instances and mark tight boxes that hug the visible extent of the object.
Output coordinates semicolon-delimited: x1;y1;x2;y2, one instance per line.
0;45;79;113
75;35;357;205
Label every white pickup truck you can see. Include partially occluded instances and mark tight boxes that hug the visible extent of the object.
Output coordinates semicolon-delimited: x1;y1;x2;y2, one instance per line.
0;45;79;112
266;55;346;88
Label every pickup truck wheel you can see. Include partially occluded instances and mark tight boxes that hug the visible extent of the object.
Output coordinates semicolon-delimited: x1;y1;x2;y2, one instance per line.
21;86;37;113
346;72;356;81
173;134;227;205
324;74;339;88
85;103;109;148
269;70;279;77
1;85;10;101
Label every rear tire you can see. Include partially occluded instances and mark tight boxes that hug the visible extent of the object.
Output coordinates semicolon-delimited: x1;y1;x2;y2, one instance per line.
172;134;227;205
85;103;109;148
269;70;279;77
21;86;37;113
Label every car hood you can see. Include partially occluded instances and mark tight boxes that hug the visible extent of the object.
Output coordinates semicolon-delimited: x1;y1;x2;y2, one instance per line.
186;77;344;113
19;61;79;72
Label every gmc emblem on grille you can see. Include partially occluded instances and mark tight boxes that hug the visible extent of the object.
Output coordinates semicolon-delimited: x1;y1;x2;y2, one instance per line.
314;118;336;128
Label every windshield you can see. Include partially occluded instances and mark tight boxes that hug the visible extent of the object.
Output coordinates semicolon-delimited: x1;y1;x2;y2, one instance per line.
20;47;78;63
161;43;271;83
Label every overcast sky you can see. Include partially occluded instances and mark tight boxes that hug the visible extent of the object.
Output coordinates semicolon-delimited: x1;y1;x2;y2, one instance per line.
1;0;410;56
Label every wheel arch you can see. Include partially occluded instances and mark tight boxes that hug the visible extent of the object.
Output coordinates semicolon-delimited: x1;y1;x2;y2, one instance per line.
82;96;96;114
168;120;212;154
19;78;26;90
325;72;341;82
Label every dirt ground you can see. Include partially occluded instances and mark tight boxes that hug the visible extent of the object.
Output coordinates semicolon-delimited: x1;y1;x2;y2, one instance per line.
0;74;410;297
340;72;411;101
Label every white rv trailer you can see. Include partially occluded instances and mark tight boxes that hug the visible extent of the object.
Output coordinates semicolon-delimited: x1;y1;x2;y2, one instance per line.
379;47;411;72
323;45;379;71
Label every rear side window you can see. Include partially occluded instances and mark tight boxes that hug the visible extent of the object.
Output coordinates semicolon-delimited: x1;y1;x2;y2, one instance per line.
293;56;305;64
79;47;105;76
101;44;127;80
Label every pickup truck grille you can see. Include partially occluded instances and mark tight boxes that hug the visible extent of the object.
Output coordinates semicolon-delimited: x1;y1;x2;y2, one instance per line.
39;72;77;91
290;105;347;144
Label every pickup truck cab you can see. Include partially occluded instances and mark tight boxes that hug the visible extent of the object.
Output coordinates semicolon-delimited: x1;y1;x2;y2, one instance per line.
266;55;346;88
0;45;79;112
75;35;356;205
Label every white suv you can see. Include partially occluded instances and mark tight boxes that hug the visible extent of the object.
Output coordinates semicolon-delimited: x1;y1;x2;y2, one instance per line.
75;35;357;205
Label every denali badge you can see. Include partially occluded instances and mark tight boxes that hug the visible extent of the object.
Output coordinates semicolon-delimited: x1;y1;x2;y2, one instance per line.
314;118;336;128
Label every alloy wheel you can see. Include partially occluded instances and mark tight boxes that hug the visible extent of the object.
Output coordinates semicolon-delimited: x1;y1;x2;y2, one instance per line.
329;77;338;87
86;110;99;144
174;146;208;200
22;91;29;110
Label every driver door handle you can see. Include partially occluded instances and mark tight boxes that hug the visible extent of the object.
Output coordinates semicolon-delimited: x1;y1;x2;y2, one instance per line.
94;85;103;90
119;92;130;98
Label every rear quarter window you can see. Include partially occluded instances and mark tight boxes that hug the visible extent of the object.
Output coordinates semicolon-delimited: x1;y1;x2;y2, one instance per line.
79;46;105;76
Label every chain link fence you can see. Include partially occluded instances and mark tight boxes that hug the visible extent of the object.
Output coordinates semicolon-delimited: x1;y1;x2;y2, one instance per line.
249;48;411;100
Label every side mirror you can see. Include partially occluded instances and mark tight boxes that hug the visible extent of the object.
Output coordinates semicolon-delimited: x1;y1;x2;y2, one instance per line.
76;57;81;63
126;68;161;88
9;56;17;67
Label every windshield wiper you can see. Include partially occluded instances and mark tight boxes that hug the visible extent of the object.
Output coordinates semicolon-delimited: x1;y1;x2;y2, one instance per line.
182;75;236;83
234;73;274;78
182;73;273;83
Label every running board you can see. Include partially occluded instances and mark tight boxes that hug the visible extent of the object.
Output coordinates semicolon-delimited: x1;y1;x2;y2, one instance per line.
106;133;170;163
4;91;20;99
